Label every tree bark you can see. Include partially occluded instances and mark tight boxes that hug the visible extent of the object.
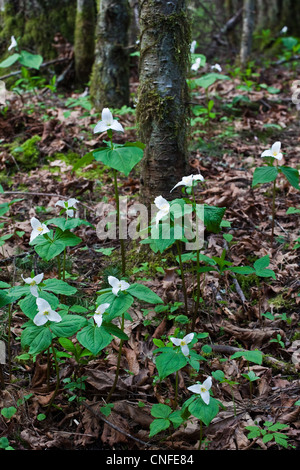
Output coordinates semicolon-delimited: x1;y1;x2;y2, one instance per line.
90;0;130;110
74;0;96;85
255;0;300;36
239;0;255;66
136;0;191;205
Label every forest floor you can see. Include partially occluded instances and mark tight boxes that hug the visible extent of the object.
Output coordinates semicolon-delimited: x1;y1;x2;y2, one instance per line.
0;61;299;452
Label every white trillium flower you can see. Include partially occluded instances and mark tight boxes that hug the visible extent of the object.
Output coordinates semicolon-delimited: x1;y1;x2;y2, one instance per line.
154;195;170;227
261;141;283;161
30;217;50;242
170;333;195;356
190;40;197;54
93;108;124;134
211;63;222;72
191;57;201;72
22;272;44;297
55;198;79;217
187;376;212;405
280;26;288;34
170;174;204;192
93;302;110;327
108;276;130;296
8;36;17;51
33;298;62;326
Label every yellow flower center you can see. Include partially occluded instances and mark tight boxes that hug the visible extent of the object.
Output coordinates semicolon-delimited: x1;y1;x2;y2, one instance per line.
37;226;43;232
30;281;36;286
180;340;186;346
43;310;49;316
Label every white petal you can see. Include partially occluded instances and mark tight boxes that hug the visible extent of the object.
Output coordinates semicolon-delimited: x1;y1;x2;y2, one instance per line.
55;200;65;208
120;280;130;291
183;333;194;344
170;181;185;192
111;120;124;132
202;376;212;391
67;198;78;207
33;273;44;284
154;195;169;210
274;153;283;161
112;285;120;296
102;107;113;124
94;313;103;327
96;303;110;314
155;209;167;227
192;174;204;182
261;149;273;158
170;337;181;347
108;276;119;288
47;310;62;323
30;217;41;230
93;120;109;134
30;228;40;242
272;141;281;154
36;297;51;312
66;209;74;217
181;344;190;356
187;384;202;395
22;275;32;284
30;285;39;297
201;389;210;405
33;312;48;326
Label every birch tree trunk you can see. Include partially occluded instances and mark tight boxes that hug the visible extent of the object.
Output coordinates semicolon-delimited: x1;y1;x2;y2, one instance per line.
74;0;96;85
239;0;255;66
136;0;191;204
90;0;130;110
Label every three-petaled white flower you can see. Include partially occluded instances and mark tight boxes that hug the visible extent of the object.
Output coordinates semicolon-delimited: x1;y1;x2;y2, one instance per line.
8;36;17;51
108;276;130;296
187;376;212;405
93;108;124;134
211;63;222;72
191;57;201;72
154;195;170;227
30;217;50;242
55;198;79;217
93;303;110;327
170;174;204;192
261;141;283;161
170;333;195;356
22;273;44;297
33;298;62;326
190;40;197;54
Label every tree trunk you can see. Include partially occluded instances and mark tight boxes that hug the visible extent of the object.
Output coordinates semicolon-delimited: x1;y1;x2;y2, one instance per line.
90;0;130;110
255;0;300;36
239;0;255;66
74;0;96;86
136;0;191;205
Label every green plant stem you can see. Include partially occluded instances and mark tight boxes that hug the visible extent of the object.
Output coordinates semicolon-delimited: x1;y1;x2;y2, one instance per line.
271;178;276;246
198;420;203;450
173;371;179;410
113;169;126;275
191;187;201;330
7;304;12;380
46;342;60;414
106;311;125;403
175;240;188;316
57;255;61;280
62;248;66;281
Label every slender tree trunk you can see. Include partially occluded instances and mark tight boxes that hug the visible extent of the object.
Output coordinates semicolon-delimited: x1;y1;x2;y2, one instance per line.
136;0;191;205
239;0;255;66
74;0;96;85
90;0;130;110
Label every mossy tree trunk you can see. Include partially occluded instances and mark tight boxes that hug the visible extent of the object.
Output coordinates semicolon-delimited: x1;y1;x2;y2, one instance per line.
74;0;96;86
0;0;76;60
239;0;255;66
255;0;300;35
136;0;191;205
90;0;130;110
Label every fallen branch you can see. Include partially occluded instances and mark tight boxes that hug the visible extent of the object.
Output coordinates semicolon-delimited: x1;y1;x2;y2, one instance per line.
0;57;71;81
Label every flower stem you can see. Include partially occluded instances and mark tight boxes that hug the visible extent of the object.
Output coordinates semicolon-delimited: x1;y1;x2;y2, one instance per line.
175;240;188;316
271;177;276;246
173;371;179;410
113;169;126;275
7;303;12;381
46;341;60;414
106;311;125;403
